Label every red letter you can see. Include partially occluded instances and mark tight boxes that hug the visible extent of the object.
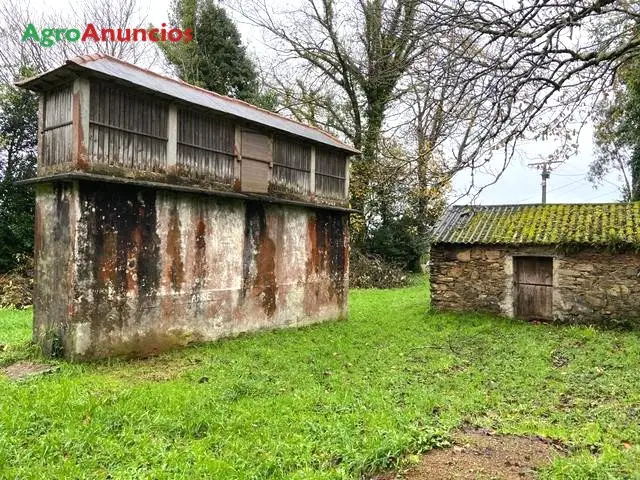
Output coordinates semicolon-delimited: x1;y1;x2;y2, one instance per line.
101;28;115;41
117;28;131;41
81;23;100;42
132;28;146;41
168;28;182;42
148;28;159;41
182;28;193;44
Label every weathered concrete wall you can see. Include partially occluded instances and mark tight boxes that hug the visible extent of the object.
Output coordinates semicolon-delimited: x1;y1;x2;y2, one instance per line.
430;244;640;325
33;182;78;356
34;180;348;360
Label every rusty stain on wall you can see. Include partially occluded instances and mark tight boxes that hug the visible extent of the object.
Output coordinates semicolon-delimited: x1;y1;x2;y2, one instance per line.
165;203;185;292
242;203;278;317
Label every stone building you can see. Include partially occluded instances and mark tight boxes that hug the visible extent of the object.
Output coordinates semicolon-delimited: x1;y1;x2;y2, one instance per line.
430;203;640;325
17;54;358;360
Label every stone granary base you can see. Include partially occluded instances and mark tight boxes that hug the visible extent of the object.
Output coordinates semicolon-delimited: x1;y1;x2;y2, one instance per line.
34;179;349;360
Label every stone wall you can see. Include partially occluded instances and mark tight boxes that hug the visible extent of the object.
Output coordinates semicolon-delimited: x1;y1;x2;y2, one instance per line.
34;180;349;360
430;244;640;325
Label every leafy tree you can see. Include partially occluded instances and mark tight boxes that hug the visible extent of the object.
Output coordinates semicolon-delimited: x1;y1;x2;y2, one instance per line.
591;60;640;202
362;139;447;272
159;0;263;104
0;73;38;272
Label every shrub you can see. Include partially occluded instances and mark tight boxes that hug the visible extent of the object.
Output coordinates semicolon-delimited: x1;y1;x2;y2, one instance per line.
349;249;408;289
0;254;34;308
366;217;427;272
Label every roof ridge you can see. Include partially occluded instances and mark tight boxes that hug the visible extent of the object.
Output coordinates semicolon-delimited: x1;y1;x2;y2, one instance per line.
68;54;354;151
448;202;633;208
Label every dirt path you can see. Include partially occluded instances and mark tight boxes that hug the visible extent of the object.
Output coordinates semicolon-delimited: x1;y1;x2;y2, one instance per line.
373;428;563;480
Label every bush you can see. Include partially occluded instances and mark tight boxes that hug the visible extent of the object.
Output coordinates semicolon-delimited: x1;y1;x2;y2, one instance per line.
366;217;427;272
0;254;34;308
349;249;409;289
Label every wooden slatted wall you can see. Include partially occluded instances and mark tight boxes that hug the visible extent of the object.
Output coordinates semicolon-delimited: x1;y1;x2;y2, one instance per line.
315;149;346;198
272;136;311;193
41;86;73;167
88;81;168;171
177;109;235;181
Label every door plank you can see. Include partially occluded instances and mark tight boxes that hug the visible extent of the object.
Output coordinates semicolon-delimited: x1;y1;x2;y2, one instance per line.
515;284;553;320
514;256;553;285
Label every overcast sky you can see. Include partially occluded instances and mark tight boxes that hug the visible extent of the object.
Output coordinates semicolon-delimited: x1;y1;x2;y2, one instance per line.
33;0;624;205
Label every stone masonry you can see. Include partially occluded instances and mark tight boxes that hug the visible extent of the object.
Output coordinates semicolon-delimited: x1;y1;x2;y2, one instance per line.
430;244;640;325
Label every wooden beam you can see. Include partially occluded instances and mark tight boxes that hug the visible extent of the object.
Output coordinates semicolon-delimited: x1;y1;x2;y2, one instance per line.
72;77;90;167
344;157;351;199
37;95;44;173
167;104;178;169
310;146;316;195
234;125;242;186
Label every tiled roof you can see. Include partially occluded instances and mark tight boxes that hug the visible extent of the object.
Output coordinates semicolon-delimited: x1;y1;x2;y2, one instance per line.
432;203;640;246
16;54;359;155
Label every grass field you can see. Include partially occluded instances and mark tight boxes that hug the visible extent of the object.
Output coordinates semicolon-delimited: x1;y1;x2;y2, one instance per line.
2;279;640;479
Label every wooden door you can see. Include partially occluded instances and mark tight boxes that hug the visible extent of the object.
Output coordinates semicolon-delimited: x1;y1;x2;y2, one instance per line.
240;130;271;193
513;256;553;320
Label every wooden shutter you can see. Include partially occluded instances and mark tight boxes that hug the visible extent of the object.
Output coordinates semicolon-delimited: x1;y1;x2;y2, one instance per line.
241;130;271;193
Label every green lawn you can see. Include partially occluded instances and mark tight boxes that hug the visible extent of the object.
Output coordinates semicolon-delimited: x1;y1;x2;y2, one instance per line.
2;279;640;479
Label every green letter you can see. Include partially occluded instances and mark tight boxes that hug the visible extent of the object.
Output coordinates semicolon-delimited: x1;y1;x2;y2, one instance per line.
41;28;55;47
65;29;80;42
21;23;40;43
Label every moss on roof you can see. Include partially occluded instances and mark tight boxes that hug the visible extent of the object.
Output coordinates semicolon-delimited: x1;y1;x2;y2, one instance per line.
432;203;640;247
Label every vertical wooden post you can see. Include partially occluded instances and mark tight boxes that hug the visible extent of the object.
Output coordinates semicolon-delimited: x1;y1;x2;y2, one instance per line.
310;146;316;195
167;104;178;170
344;157;351;199
233;126;242;189
37;95;45;174
72;77;90;167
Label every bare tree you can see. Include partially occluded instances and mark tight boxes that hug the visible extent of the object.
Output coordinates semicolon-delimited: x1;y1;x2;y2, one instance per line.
0;0;158;82
234;0;640;206
427;0;640;166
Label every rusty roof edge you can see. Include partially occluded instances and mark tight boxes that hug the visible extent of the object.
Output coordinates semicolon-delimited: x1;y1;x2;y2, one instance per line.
18;173;359;214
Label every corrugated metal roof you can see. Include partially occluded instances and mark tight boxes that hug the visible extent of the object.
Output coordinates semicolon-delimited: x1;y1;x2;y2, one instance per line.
16;54;359;155
432;203;640;246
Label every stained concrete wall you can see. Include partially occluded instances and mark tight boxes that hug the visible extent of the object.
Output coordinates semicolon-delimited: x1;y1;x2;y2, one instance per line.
34;180;349;360
430;244;640;326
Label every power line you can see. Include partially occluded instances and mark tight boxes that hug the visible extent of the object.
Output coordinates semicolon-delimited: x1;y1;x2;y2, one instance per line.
582;189;621;202
516;177;585;203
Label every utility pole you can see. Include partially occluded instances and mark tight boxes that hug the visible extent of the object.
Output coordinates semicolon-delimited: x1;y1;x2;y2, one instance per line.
528;160;562;204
